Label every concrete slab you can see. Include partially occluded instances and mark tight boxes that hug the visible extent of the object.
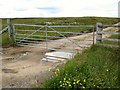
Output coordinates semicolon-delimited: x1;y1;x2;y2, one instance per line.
46;56;65;61
42;58;60;63
45;51;75;59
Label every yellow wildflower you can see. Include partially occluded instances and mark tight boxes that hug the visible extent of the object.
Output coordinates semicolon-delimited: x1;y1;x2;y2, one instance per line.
59;81;62;83
77;80;80;84
68;78;70;80
64;78;66;81
56;74;58;76
64;62;66;64
83;79;86;82
55;71;57;74
82;86;85;89
106;69;109;72
73;82;76;84
60;85;62;87
65;83;67;86
63;86;65;88
97;86;99;88
67;81;70;84
74;79;76;81
56;68;60;72
48;68;51;72
55;72;58;76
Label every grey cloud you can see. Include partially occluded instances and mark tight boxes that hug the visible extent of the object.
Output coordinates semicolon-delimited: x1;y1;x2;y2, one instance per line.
36;7;61;13
118;1;120;17
15;8;28;11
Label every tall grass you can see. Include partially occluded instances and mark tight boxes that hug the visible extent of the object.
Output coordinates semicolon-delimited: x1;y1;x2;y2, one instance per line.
43;45;119;88
0;33;14;47
43;30;120;88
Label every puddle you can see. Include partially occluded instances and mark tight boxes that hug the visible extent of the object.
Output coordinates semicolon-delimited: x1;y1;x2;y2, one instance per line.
2;68;18;73
48;49;56;52
15;51;32;60
2;57;14;61
11;51;31;55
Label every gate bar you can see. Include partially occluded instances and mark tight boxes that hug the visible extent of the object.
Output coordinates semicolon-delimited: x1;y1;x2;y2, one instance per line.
16;30;89;35
14;24;44;27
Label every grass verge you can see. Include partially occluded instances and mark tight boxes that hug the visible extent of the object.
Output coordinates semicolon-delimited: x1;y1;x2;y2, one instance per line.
0;32;14;47
43;45;119;88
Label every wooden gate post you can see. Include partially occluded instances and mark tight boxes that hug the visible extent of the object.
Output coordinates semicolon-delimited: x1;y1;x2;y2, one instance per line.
7;19;16;45
96;23;103;44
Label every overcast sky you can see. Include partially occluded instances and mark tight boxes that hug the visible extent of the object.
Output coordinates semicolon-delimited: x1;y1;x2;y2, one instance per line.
0;0;119;18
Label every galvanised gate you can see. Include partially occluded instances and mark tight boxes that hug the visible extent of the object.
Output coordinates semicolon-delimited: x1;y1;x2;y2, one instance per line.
6;19;95;53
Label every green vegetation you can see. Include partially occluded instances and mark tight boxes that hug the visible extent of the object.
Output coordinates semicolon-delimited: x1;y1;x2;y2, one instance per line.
0;33;14;47
2;17;119;27
43;45;119;88
43;28;120;89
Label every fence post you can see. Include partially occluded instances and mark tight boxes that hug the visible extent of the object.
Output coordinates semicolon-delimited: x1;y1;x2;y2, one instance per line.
7;19;16;45
96;23;103;44
93;26;95;45
45;23;48;53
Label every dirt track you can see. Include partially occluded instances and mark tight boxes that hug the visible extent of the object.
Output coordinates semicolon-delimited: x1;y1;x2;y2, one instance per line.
1;24;119;88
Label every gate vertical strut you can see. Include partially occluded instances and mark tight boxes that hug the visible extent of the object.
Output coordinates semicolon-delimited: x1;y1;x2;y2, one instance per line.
45;23;48;61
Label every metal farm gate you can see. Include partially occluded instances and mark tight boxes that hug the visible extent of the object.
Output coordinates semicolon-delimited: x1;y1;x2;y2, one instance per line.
14;23;94;49
5;19;95;62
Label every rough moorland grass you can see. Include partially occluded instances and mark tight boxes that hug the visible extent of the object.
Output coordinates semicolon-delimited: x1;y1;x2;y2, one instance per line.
0;32;14;47
2;17;119;28
43;45;119;88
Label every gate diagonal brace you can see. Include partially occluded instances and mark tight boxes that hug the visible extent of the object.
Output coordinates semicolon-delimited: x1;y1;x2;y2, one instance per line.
17;27;44;44
48;26;85;49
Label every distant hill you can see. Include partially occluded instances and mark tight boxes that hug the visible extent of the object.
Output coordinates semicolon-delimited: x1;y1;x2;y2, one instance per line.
1;17;119;28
